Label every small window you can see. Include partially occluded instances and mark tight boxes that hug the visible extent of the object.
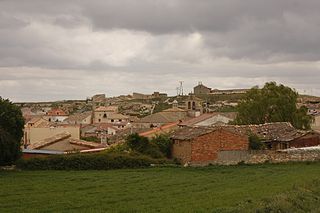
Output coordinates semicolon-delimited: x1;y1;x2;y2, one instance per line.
111;119;114;122
98;119;101;122
103;114;107;118
188;102;191;109
119;119;122;122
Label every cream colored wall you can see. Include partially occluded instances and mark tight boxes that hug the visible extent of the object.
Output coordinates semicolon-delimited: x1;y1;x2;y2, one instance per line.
312;115;320;129
93;111;114;123
25;126;80;144
81;115;92;124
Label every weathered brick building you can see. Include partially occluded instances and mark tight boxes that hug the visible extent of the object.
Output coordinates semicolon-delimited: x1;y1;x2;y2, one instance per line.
171;123;320;165
171;126;249;165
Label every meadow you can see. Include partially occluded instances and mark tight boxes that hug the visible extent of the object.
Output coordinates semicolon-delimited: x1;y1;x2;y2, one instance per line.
1;162;320;212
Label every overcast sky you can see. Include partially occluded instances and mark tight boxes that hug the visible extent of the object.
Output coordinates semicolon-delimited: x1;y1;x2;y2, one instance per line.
1;0;320;102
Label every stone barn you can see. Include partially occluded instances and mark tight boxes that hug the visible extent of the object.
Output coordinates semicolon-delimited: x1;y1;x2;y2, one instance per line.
171;126;249;165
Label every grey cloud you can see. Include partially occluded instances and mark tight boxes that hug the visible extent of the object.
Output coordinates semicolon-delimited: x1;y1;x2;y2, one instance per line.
0;0;320;101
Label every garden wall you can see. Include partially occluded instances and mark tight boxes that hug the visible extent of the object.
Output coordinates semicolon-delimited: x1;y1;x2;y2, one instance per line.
215;149;320;165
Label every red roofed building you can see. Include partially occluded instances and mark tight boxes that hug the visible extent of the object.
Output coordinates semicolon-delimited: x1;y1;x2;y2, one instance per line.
45;108;69;122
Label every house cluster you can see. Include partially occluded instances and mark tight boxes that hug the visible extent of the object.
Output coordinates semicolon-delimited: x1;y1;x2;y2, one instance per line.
21;95;133;156
19;84;320;163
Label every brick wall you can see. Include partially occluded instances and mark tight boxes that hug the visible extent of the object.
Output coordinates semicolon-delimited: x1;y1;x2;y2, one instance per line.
191;129;248;164
172;129;249;165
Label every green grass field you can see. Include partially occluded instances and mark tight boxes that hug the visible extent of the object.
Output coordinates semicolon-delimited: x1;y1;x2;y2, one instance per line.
1;163;320;212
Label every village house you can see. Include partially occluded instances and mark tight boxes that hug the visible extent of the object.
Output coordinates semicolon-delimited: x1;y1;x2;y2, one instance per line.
25;116;50;128
171;122;320;165
93;106;129;124
44;108;69;122
311;113;320;131
23;124;80;147
134;107;188;128
81;123;119;140
27;131;103;152
193;82;249;95
179;112;237;127
193;82;211;95
171;126;249;165
64;111;92;125
244;122;320;150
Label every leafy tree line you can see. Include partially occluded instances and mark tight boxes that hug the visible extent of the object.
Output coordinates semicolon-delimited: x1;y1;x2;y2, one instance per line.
235;82;313;130
107;133;172;159
0;97;25;166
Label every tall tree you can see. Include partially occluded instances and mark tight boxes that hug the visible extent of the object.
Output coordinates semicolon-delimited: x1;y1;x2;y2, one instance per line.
235;82;313;130
0;97;25;166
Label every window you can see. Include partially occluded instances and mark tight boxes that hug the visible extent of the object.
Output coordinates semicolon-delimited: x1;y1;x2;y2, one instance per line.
103;114;107;118
98;119;101;122
111;119;114;122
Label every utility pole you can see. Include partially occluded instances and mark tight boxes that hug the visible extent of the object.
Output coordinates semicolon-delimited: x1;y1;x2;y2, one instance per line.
177;81;184;96
180;81;184;96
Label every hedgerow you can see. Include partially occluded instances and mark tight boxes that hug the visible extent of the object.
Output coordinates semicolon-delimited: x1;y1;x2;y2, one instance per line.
16;153;169;170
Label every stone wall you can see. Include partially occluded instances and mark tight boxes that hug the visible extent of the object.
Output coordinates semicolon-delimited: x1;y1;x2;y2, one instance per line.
215;149;320;165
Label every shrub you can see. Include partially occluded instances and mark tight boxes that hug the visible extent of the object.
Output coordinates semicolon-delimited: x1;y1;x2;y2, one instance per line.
81;136;100;143
151;134;172;158
125;134;164;158
16;153;169;170
105;143;129;154
249;133;265;150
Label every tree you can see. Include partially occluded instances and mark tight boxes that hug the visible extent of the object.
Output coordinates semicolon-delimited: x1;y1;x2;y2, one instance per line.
0;97;25;166
248;133;265;150
235;82;312;130
151;134;172;158
125;133;164;158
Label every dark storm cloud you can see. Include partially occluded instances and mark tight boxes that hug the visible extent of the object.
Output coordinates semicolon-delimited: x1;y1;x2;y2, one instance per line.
0;0;320;100
81;0;320;62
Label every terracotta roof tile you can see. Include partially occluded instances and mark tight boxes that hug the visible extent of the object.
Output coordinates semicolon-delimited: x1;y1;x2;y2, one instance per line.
171;122;307;142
